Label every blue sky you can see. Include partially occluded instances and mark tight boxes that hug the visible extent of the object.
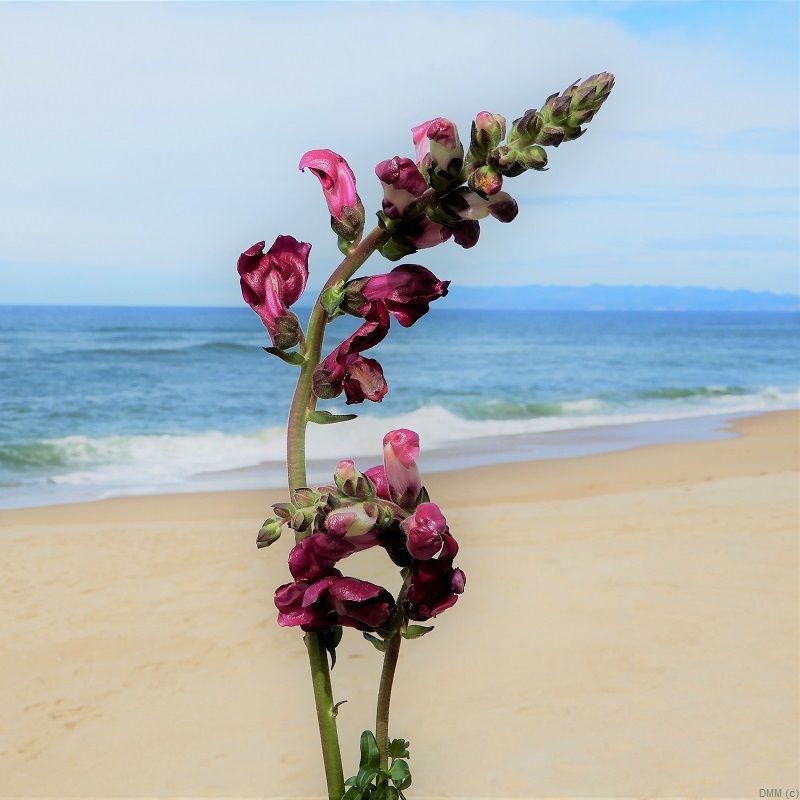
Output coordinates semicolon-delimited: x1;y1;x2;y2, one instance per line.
0;0;797;305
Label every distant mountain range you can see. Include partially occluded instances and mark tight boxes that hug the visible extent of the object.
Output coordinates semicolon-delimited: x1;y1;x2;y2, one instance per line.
429;284;800;312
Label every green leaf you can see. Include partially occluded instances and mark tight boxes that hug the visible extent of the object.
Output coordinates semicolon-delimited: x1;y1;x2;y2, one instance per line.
262;346;305;365
388;759;412;790
388;738;410;759
402;624;433;640
341;786;363;800
308;410;358;425
363;632;385;653
353;765;379;790
359;730;380;770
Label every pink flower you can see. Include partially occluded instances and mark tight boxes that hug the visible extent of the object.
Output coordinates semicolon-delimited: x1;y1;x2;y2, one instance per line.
412;117;461;167
342;265;450;328
375;156;428;219
299;149;364;243
404;532;465;621
237;235;311;349
383;428;422;509
312;305;390;404
402;502;448;560
299;149;358;220
364;465;391;501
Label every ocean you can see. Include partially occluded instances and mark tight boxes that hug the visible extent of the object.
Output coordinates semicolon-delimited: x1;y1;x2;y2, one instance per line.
0;305;797;508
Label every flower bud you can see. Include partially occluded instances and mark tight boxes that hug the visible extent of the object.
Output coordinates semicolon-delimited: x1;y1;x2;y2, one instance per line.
256;517;283;548
412;117;464;191
375;156;428;219
334;459;375;500
537;72;615;146
507;109;543;146
364;465;391;501
383;428;422;509
325;503;381;550
466;111;507;170
467;164;503;197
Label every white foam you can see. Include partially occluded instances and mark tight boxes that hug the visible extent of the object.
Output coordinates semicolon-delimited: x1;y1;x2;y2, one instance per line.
34;386;799;491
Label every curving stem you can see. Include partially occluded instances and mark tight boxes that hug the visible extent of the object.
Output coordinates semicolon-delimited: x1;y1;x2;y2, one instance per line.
285;224;390;800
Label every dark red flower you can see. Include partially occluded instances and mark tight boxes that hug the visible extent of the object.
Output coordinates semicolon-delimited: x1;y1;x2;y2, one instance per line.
275;573;396;632
402;501;447;560
312;305;390;404
404;532;466;621
237;235;311;349
288;532;356;582
342;265;449;328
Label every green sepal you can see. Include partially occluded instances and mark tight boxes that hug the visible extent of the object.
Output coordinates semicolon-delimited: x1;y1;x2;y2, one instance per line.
321;280;346;317
307;410;358;425
363;632;385;652
388;738;410;758
388;759;412;790
263;346;305;366
402;624;433;640
318;625;343;669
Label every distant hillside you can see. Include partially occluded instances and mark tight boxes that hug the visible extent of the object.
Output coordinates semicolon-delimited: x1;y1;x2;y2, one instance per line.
436;284;800;312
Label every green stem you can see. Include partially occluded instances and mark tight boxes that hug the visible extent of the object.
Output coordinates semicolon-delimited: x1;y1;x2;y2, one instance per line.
285;224;390;800
286;225;390;494
304;632;345;799
375;631;402;771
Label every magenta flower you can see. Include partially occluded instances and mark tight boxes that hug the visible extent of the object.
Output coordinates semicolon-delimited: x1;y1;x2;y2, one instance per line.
402;501;448;560
299;149;364;243
313;305;390;404
404;531;466;621
237;235;311;349
382;428;422;509
275;572;396;632
376;156;428;219
342;265;449;328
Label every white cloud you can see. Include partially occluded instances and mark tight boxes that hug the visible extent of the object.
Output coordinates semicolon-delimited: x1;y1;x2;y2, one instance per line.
0;1;797;303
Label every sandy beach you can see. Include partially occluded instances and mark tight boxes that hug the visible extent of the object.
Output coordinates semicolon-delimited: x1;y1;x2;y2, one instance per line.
1;410;798;798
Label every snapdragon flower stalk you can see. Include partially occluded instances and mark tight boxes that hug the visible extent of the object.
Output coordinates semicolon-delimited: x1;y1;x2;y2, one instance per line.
239;72;614;798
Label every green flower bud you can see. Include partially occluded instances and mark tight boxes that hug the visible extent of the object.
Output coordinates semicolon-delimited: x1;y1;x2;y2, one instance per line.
256;518;283;548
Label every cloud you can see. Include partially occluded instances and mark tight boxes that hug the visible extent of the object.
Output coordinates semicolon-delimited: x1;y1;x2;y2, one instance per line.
0;1;797;303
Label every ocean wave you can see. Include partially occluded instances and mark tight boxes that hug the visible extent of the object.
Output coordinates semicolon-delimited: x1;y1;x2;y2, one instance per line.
458;397;608;419
2;386;797;491
641;384;748;400
60;341;255;357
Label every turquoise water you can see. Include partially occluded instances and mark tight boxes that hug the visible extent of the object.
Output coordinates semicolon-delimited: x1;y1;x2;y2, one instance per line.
0;306;797;506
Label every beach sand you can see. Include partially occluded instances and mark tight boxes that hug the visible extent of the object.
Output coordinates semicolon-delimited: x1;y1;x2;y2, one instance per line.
1;411;798;798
